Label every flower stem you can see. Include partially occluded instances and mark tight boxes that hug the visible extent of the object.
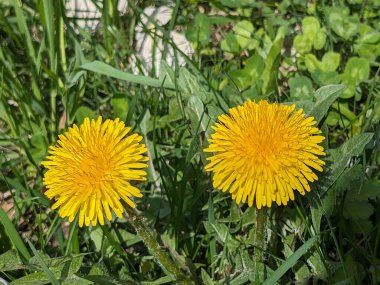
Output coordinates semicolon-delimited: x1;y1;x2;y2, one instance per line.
124;206;193;284
254;207;267;284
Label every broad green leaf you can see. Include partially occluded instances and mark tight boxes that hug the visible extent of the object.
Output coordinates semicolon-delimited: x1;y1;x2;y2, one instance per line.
307;84;345;123
305;52;340;73
27;241;60;285
327;7;359;40
221;33;241;53
185;96;210;135
343;201;373;220
355;180;380;200
218;0;256;8
314;30;326;50
0;249;25;272
10;271;50;285
61;275;93;285
159;98;183;126
319;164;362;217
355;25;380;61
327;133;373;185
178;68;207;101
75;106;96;124
186;13;211;46
305;54;320;72
111;95;128;121
294;17;325;53
262;236;317;285
159;61;176;94
204;221;240;251
341;57;370;99
229;54;265;90
302;17;321;39
320;52;341;72
289;76;313;100
234;20;254;48
311;70;341;86
293;35;312;54
342;57;370;84
201;268;215;285
302;17;326;50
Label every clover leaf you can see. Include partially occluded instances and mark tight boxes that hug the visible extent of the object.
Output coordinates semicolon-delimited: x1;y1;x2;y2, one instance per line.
293;16;326;54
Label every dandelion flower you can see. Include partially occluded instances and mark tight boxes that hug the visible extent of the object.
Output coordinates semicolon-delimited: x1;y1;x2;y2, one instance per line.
42;117;148;227
204;100;326;209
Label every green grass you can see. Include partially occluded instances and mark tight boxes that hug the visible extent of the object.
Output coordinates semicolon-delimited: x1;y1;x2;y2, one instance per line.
1;0;380;284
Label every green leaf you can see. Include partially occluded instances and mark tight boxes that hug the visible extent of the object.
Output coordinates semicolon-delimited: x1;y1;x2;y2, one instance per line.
111;95;128;121
320;52;341;72
307;84;345;123
262;236;317;285
343;201;373;220
10;271;50;285
289;76;313;100
178;68;208;101
355;25;380;61
201;268;215;285
218;0;256;8
159;61;176;94
302;17;321;39
81;61;175;90
61;275;93;285
27;240;60;285
233;20;254;48
221;33;241;53
327;133;374;185
159;98;183;126
293;35;312;54
262;26;285;94
229;54;265;90
185;96;210;135
186;13;211;46
305;54;320;73
0;207;31;261
75;106;96;124
355;180;380;200
0;249;25;272
319;164;362;217
305;52;340;73
327;7;359;40
294;17;325;53
302;17;326;50
314;30;326;50
311;70;341;86
341;57;370;99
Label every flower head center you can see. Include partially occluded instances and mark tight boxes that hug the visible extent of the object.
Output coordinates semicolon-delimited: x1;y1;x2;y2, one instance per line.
76;147;112;186
242;124;286;166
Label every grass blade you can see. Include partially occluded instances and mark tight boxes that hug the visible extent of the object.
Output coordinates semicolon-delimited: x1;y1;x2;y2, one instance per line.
27;240;60;285
262;236;317;285
0;207;31;261
81;61;176;90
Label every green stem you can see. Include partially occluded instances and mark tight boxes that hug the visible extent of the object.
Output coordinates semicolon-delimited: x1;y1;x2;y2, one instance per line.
254;207;267;284
124;206;193;284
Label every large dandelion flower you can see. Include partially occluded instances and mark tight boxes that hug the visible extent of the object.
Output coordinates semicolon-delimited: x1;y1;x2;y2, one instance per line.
42;117;148;227
204;100;326;209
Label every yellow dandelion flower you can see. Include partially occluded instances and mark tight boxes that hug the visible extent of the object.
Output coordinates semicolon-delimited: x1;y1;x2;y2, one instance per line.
42;117;149;227
204;100;326;209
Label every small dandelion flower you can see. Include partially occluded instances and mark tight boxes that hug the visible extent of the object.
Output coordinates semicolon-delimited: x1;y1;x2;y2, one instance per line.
42;117;148;227
204;100;326;209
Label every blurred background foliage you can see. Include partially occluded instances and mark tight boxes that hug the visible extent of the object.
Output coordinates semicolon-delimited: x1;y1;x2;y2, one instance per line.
0;0;380;284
